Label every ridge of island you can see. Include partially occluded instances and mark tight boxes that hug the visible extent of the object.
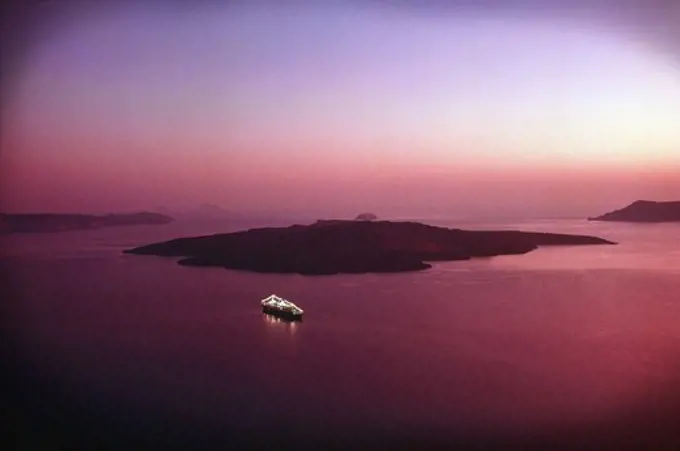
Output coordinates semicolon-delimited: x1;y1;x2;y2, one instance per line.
124;219;615;275
589;200;680;223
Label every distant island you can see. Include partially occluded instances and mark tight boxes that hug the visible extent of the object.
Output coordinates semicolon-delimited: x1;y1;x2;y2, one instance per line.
0;212;174;234
355;213;378;221
125;219;615;275
589;200;680;223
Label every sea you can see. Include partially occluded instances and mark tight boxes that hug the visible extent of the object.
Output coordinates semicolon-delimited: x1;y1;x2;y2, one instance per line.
3;217;680;450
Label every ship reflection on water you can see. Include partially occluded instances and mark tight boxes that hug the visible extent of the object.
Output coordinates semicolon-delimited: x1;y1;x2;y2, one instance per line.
262;312;300;335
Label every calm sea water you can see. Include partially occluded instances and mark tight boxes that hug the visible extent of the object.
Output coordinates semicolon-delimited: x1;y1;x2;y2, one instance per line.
4;218;680;450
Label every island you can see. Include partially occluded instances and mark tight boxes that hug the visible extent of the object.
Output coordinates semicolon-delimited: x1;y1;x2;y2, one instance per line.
124;219;615;275
0;212;174;234
355;212;378;221
588;200;680;223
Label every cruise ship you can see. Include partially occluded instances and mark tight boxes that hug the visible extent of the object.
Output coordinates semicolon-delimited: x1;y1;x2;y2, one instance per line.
261;294;304;321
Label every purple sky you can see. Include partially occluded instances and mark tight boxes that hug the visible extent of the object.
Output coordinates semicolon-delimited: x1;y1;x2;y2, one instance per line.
2;2;679;217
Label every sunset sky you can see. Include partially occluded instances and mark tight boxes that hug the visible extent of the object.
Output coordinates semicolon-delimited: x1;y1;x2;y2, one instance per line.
2;1;679;218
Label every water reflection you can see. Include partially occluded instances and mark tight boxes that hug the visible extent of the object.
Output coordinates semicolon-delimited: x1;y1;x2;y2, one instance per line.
262;313;300;335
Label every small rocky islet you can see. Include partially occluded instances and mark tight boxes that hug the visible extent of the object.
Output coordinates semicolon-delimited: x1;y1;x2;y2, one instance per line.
124;219;615;275
589;200;680;223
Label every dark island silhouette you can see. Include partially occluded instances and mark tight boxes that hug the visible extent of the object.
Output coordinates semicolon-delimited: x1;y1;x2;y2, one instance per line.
0;212;174;233
589;200;680;223
125;219;615;275
355;212;378;221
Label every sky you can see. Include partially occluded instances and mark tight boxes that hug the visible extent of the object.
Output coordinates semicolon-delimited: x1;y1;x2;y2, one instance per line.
1;1;679;218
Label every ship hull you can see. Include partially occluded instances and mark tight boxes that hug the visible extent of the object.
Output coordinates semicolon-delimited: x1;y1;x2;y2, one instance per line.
262;306;303;321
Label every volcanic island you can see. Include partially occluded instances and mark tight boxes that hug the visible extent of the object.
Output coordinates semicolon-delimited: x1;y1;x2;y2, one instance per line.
124;219;615;275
